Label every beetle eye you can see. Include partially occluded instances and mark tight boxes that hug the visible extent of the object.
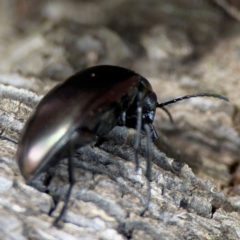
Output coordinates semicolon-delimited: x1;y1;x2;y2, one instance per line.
142;111;155;124
142;92;158;112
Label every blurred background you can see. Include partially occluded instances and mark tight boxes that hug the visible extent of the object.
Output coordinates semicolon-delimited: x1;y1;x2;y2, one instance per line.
0;0;240;197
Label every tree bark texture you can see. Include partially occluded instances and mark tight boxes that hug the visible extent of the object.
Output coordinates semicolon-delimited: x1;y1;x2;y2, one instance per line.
0;0;240;239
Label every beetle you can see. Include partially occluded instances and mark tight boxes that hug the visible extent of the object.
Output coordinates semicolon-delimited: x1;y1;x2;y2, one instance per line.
16;65;228;225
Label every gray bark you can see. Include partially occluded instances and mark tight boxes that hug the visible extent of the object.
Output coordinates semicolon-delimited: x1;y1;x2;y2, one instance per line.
0;83;238;239
0;0;240;239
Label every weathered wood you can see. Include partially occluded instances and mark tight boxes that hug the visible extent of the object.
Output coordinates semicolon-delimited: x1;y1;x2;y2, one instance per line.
0;82;238;239
0;0;240;239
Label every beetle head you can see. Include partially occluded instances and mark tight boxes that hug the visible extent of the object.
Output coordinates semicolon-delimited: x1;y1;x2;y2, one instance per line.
125;77;158;140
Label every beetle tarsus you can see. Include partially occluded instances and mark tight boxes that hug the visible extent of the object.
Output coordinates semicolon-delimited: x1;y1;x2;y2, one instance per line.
140;178;151;217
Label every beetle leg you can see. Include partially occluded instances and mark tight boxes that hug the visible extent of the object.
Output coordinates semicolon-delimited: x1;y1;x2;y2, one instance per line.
140;123;151;216
0;129;18;144
118;111;126;126
53;142;75;226
0;135;18;144
148;123;158;140
143;124;152;181
134;105;142;172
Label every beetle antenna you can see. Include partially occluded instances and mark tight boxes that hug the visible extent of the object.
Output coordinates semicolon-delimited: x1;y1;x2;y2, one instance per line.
157;93;229;108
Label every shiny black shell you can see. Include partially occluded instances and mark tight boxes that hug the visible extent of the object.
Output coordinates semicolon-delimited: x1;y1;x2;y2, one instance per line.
17;65;156;179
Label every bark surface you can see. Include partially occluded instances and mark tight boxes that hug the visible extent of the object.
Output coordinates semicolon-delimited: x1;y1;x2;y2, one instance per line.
0;1;240;239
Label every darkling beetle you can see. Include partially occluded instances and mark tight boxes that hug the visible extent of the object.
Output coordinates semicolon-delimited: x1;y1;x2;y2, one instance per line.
16;65;229;225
